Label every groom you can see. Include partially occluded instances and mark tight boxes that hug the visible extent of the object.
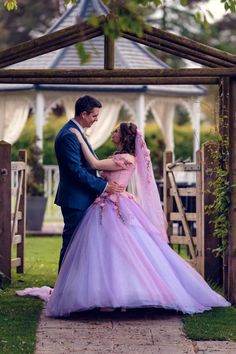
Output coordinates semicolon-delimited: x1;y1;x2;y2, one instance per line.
55;95;123;270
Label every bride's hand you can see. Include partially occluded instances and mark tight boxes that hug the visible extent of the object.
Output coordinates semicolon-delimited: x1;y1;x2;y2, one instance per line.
70;128;83;142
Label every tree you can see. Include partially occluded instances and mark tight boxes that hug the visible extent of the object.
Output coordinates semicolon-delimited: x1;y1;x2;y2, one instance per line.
0;0;64;50
3;0;236;41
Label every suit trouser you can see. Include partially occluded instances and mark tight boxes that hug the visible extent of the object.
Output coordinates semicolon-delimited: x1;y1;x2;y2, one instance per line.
59;206;86;272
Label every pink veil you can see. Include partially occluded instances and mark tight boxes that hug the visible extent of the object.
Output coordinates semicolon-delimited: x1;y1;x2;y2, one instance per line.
129;130;169;243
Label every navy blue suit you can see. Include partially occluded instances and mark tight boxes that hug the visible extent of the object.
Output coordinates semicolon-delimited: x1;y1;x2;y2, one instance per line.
54;120;106;270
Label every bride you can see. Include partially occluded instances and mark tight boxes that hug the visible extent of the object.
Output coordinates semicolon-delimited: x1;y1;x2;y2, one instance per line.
42;122;230;317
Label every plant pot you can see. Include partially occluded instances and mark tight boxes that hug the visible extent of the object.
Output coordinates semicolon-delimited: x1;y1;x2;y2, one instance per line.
26;195;48;231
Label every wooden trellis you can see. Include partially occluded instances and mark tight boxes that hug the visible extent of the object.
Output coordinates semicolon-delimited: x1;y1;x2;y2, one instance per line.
0;15;235;300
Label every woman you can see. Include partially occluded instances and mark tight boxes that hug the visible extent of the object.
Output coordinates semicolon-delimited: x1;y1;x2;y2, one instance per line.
45;122;230;317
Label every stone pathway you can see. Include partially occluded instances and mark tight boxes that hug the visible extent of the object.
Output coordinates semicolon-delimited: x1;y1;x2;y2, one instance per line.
35;307;236;354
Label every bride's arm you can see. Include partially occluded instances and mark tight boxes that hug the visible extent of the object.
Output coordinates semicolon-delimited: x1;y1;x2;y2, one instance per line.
70;128;128;171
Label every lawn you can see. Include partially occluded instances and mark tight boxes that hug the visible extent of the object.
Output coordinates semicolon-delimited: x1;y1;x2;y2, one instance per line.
0;236;60;354
0;237;236;354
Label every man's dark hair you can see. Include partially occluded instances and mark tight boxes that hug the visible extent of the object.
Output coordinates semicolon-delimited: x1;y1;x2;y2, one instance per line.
75;95;102;116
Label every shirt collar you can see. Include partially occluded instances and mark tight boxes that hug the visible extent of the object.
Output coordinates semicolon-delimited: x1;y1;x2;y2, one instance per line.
71;118;84;133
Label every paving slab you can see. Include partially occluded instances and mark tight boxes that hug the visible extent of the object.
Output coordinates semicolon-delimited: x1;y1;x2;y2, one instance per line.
195;340;236;353
35;307;194;354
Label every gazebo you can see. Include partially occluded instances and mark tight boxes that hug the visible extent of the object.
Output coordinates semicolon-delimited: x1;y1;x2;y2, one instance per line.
0;0;206;154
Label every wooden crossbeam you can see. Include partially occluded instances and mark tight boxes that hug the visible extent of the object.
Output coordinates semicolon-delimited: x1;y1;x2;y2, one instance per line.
0;21;104;69
0;76;218;85
170;235;197;245
170;212;196;221
131;32;233;68
143;26;236;66
1;68;236;77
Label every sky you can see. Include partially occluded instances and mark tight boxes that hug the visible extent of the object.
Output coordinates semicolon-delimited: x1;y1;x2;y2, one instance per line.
199;0;227;22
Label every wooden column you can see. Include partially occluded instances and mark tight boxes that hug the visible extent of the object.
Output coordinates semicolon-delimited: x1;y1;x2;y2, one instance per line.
16;150;27;273
104;35;114;70
201;142;221;283
0;141;11;283
228;78;236;303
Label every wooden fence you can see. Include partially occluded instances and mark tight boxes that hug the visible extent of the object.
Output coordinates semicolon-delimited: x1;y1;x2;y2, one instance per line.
163;141;220;282
0;141;27;283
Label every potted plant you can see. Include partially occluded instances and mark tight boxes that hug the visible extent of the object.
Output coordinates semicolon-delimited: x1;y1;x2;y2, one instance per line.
26;136;47;231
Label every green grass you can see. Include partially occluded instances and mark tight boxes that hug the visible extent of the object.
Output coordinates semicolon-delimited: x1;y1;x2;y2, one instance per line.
183;307;236;341
0;236;60;354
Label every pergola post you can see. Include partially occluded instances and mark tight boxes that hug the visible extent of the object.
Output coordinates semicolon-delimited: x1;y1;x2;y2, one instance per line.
228;77;236;302
35;91;45;156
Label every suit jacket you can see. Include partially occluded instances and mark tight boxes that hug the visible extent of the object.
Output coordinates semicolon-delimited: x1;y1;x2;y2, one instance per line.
54;120;106;210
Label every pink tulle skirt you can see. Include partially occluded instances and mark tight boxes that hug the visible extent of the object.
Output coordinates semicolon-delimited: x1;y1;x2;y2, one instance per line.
46;193;230;317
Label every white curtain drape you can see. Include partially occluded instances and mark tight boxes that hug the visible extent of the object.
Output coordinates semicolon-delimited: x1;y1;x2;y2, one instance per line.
151;100;176;151
0;95;30;144
86;100;122;149
62;96;75;119
62;96;122;149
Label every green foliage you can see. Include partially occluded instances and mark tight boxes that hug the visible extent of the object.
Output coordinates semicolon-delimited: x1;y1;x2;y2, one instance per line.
75;43;91;65
0;237;60;354
27;136;45;196
3;0;17;11
205;133;231;257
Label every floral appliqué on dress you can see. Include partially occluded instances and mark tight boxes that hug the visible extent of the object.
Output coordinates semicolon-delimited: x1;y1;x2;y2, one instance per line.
94;154;135;224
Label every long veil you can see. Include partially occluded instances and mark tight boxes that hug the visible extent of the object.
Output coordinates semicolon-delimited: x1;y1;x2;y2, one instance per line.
129;130;169;243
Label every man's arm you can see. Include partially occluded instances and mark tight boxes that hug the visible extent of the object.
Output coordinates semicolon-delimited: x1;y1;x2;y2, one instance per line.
58;132;106;195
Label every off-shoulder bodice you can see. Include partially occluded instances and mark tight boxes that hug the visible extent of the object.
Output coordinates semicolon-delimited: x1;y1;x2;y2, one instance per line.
101;154;136;188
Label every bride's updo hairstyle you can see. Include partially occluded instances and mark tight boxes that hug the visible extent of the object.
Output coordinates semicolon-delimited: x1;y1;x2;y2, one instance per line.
119;122;138;155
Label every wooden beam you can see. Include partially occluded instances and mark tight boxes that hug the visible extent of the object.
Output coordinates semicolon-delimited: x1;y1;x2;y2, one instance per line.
140;32;233;68
104;35;115;70
0;141;11;283
1;68;236;78
0;76;219;85
123;32;218;68
228;77;236;303
0;23;104;69
143;26;236;66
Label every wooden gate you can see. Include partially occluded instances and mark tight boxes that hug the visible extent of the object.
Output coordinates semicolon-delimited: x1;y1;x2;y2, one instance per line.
0;141;27;283
163;142;220;281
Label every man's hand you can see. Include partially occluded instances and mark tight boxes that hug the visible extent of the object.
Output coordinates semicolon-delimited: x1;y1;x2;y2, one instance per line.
106;181;125;194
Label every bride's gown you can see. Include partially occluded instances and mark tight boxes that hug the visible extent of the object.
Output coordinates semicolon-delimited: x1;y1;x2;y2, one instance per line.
45;154;230;317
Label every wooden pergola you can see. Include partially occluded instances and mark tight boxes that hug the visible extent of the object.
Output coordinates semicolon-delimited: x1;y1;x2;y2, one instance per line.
0;16;235;301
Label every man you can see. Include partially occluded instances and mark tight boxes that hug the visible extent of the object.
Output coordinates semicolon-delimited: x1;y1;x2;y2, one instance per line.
55;95;123;270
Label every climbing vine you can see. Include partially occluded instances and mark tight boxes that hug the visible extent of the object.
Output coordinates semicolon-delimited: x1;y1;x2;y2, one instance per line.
205;132;231;257
205;82;235;257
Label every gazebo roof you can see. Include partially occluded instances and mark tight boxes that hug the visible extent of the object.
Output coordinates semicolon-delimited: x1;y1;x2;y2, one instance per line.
1;0;206;96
